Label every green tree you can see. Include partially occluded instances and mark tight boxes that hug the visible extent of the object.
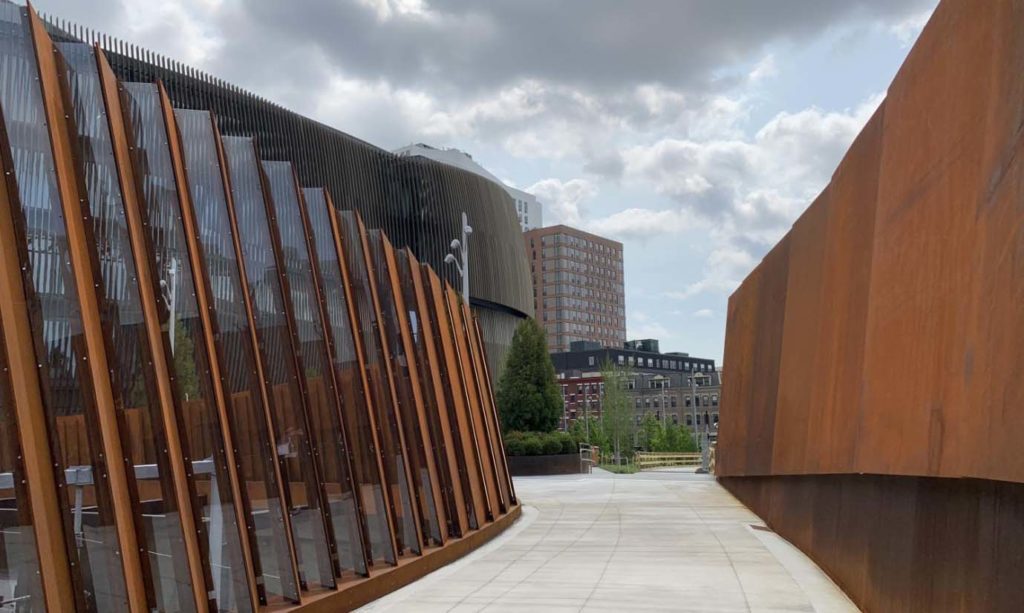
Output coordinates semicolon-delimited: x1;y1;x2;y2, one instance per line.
639;413;663;451
496;318;561;432
600;360;635;462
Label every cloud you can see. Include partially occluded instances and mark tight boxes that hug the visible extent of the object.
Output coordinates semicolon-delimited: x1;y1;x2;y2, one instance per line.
628;310;672;340
526;178;598;226
692;309;715;318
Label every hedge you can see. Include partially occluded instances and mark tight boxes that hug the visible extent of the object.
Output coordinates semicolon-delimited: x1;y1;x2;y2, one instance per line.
503;430;581;457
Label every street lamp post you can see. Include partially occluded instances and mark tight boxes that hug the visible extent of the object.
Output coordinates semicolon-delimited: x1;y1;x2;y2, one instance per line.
444;211;472;303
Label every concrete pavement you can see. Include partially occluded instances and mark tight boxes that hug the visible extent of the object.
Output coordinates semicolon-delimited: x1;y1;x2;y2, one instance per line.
359;469;858;612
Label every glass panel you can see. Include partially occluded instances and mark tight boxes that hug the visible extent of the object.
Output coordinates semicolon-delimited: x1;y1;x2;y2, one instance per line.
303;195;394;566
393;250;461;538
59;41;197;612
246;165;366;578
366;232;441;546
337;212;418;556
172;109;297;604
0;323;43;611
219;140;337;589
120;83;251;613
0;6;128;610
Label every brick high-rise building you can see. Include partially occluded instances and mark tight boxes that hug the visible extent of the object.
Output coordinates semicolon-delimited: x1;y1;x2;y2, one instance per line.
524;225;626;352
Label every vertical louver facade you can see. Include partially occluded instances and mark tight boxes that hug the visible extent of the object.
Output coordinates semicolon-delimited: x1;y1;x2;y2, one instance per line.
0;5;518;611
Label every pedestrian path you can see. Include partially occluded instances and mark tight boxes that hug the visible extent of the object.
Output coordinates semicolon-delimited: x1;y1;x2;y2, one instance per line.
359;470;858;612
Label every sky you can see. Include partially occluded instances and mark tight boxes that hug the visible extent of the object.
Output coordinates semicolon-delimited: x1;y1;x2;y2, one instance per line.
37;0;940;364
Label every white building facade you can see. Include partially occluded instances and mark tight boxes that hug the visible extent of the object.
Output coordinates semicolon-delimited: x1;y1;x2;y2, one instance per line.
394;143;543;231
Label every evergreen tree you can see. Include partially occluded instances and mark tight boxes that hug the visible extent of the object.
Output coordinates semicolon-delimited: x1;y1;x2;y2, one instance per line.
496;318;562;432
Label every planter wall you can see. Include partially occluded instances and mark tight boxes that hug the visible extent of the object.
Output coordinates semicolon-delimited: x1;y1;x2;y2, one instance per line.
507;453;582;476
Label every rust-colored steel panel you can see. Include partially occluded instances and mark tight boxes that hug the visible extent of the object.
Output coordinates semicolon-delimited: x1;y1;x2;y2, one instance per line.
717;268;761;477
379;235;449;545
158;83;262;611
0;104;76;613
445;287;500;520
94;46;210;613
27;10;150;609
404;249;471;537
811;104;884;476
470;316;516;506
424;268;488;529
743;236;789;476
771;191;829;475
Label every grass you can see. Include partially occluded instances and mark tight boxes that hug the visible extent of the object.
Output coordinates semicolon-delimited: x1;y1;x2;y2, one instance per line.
598;462;638;474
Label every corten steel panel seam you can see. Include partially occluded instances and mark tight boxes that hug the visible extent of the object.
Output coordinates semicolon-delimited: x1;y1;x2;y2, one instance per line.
212;120;331;594
0;103;75;613
298;187;374;574
424;267;486;529
94;46;210;613
459;303;507;513
436;280;491;523
446;288;500;520
324;194;401;566
471;316;517;506
250;163;353;581
405;248;470;538
156;82;261;611
354;213;427;554
380;235;449;545
27;10;151;610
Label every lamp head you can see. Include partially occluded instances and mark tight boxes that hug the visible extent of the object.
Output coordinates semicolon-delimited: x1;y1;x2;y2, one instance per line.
450;238;461;251
444;253;457;265
464;224;473;236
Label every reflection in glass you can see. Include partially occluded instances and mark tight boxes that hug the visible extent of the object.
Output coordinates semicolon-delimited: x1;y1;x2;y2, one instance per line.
303;194;395;566
121;83;252;613
0;324;43;611
337;212;419;556
173;109;298;604
250;164;368;578
59;41;196;612
394;250;462;538
219;140;337;590
0;6;129;609
366;232;442;546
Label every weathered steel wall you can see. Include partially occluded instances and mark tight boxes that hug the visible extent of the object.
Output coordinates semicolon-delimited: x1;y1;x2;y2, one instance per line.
718;0;1024;610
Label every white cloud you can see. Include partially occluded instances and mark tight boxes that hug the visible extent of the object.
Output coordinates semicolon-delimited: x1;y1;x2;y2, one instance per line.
622;93;883;300
889;9;932;46
748;54;778;82
692;308;715;318
526;177;598;225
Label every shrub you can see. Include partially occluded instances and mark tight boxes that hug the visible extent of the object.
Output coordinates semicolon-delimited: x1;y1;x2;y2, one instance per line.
504;436;525;456
521;436;543;456
557;432;576;454
541;433;562;455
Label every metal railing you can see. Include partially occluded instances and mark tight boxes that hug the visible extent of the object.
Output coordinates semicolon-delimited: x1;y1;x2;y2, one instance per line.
634;451;702;470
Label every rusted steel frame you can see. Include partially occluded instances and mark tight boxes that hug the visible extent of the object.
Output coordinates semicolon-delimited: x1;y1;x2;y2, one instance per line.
244;156;348;582
28;10;151;610
380;235;448;545
354;214;426;554
424;269;487;529
405;249;469;538
463;309;510;511
94;46;210;612
294;186;374;575
157;82;262;610
211;120;326;595
0;98;76;613
323;194;400;565
471;316;516;505
445;289;501;520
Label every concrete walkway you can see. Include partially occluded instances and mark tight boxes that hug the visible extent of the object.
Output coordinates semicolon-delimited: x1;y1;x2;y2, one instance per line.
360;469;858;612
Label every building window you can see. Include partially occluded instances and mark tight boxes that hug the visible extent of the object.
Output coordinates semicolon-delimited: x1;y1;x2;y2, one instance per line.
685;396;692;407
712;395;719;406
686;415;693;426
588;356;595;366
671;397;677;407
672;414;679;425
635;399;641;408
